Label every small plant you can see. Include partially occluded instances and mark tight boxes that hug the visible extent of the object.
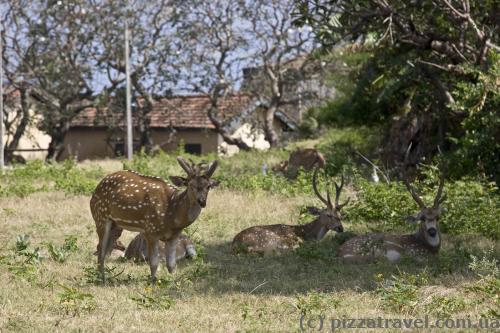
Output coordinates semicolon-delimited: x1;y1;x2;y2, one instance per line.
375;271;429;314
466;249;499;315
14;235;42;265
293;291;341;316
15;234;30;253
424;296;466;318
129;287;174;310
46;236;79;263
58;284;96;316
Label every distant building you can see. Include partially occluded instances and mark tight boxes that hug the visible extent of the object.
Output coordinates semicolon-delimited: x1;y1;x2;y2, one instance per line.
62;94;293;160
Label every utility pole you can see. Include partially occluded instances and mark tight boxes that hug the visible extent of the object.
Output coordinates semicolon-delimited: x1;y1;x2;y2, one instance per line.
125;20;133;160
0;27;4;171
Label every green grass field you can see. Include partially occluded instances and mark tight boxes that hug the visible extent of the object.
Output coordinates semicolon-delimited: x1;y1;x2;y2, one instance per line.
0;153;498;332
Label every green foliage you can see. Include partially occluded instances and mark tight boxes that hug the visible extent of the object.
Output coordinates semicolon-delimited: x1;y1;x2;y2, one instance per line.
58;285;97;316
375;271;430;314
316;127;382;175
349;171;499;240
293;291;341;316
0;159;105;197
466;249;499;316
424;296;466;318
0;235;42;282
129;287;174;310
45;236;79;263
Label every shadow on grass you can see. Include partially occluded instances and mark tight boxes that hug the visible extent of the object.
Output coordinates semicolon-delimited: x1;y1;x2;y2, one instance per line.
90;233;498;296
190;233;498;296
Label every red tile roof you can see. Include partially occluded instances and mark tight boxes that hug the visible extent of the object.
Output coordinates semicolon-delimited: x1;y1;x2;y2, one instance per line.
71;94;251;129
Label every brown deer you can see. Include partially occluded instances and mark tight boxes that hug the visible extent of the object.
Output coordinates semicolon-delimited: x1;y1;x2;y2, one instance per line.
90;157;218;280
273;148;326;179
124;233;196;262
337;174;446;263
232;168;349;254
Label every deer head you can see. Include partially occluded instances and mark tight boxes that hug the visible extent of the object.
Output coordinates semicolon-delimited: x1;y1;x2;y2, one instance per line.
404;174;446;249
309;167;350;233
170;157;219;208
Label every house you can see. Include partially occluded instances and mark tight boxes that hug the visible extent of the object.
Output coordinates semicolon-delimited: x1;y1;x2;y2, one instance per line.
61;94;294;160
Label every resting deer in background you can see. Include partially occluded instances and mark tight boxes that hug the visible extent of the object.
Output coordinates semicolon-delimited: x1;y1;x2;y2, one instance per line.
90;157;218;280
125;233;196;262
338;172;446;263
232;168;349;254
273;148;326;179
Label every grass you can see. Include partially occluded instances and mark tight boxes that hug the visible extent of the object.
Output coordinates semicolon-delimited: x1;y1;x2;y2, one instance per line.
0;128;498;332
0;157;498;332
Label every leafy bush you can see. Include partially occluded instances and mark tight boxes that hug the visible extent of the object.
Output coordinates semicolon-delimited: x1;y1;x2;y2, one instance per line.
0;159;105;197
293;291;340;316
375;271;430;314
349;173;499;240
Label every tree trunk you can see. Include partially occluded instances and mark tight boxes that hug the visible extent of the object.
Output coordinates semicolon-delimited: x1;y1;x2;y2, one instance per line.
4;88;31;163
46;120;70;161
263;105;279;147
137;107;154;153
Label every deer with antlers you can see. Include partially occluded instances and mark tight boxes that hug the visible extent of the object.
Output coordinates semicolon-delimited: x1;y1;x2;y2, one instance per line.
90;157;218;280
232;168;349;254
338;171;446;263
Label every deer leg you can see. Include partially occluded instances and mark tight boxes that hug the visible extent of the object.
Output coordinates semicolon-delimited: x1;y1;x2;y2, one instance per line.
98;220;112;280
165;234;180;274
146;237;160;281
105;225;123;257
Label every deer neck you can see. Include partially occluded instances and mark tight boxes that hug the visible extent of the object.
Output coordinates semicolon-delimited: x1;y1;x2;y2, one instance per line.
165;189;202;227
295;218;328;241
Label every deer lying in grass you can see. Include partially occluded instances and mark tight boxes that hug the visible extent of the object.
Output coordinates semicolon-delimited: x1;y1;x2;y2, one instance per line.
232;168;349;254
124;233;196;262
90;157;218;280
338;173;446;263
273;148;326;179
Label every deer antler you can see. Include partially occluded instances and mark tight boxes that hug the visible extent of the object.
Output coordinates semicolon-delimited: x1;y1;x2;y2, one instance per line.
402;143;426;209
312;167;330;207
433;174;446;208
177;157;194;176
204;160;218;178
334;175;350;209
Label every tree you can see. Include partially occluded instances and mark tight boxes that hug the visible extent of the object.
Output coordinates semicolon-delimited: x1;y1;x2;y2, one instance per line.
179;0;315;149
295;0;499;179
3;0;99;161
92;0;182;152
245;0;314;147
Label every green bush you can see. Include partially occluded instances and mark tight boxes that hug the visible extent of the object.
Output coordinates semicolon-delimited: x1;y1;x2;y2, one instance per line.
349;173;499;240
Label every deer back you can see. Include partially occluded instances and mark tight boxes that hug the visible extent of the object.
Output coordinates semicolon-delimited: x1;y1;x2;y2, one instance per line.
90;170;177;234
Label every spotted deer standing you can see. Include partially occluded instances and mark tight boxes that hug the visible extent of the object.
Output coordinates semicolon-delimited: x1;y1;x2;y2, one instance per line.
124;233;196;262
232;168;349;254
90;157;219;280
338;173;446;263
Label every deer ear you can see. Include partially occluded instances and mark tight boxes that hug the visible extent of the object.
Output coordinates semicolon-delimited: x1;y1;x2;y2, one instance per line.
170;176;188;187
209;179;220;188
306;206;322;216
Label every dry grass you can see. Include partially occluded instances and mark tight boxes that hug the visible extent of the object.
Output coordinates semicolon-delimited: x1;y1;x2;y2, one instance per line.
0;185;498;332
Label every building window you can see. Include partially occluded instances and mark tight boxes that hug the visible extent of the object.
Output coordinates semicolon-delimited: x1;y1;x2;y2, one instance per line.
184;143;202;155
